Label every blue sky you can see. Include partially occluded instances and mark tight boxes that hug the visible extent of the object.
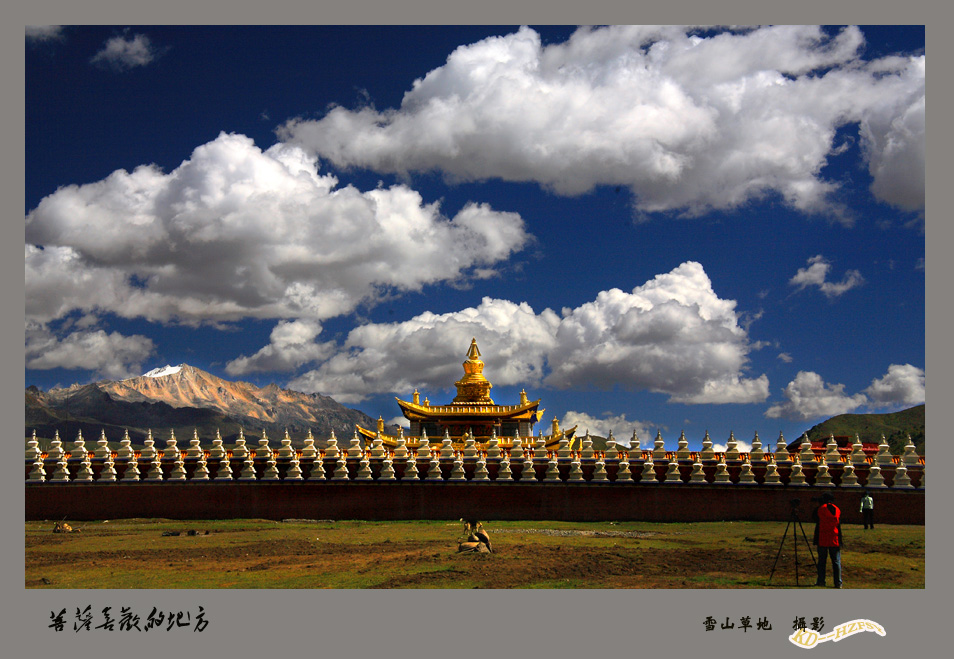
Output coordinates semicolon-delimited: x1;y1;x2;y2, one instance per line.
25;25;925;450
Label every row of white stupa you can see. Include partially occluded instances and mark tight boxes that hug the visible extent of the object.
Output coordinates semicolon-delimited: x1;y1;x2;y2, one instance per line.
25;427;923;488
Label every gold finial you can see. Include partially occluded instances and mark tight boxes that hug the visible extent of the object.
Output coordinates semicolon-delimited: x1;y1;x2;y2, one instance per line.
467;337;481;360
377;416;385;434
413;389;420;404
520;389;529;405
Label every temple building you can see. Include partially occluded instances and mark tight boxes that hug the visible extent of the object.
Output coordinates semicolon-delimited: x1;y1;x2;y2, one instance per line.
357;338;575;450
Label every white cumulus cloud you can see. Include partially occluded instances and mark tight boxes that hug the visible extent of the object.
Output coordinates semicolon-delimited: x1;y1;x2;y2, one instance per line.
387;416;410;429
279;25;924;215
764;371;868;421
860;62;925;211
287;261;768;405
545;262;769;402
288;297;561;403
789;255;864;298
560;411;653;444
668;375;770;405
225;319;334;375
90;32;160;71
26;26;64;43
864;363;925;408
25;322;155;380
26;132;530;328
712;438;754;453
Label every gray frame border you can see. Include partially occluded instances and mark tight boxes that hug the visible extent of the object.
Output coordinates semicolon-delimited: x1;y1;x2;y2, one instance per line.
7;4;944;658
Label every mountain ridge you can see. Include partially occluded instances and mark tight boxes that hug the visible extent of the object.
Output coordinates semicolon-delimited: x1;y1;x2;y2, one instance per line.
26;364;391;447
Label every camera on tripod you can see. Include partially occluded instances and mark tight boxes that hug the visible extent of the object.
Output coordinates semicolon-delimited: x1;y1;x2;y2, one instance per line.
770;497;818;585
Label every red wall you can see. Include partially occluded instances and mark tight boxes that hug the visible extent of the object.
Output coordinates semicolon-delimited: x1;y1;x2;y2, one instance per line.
25;481;923;525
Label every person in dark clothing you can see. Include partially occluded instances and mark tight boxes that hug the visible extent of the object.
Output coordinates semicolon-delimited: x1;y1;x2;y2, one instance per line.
860;490;874;530
813;492;843;588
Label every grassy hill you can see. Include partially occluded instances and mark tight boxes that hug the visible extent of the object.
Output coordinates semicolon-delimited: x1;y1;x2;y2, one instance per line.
805;404;924;455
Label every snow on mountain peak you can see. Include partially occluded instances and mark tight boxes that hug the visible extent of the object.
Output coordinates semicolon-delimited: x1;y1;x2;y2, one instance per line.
141;365;184;378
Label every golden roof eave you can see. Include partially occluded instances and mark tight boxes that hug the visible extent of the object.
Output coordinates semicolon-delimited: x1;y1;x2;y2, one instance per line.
396;396;542;420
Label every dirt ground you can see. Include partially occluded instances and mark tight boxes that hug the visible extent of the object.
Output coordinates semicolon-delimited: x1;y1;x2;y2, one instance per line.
25;519;925;589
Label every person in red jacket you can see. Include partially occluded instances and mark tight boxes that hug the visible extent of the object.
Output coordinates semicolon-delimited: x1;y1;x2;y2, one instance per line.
813;492;843;588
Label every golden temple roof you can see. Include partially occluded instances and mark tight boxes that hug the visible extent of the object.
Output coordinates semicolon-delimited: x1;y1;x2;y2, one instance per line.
370;338;562;446
395;338;543;421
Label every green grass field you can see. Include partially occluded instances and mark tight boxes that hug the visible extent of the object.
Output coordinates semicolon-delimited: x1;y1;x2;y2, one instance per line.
26;518;924;589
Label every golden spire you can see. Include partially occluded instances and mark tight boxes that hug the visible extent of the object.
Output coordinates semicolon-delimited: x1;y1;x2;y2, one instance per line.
453;338;494;405
466;338;481;360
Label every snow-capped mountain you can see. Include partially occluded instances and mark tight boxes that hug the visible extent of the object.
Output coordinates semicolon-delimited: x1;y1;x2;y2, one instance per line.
140;365;184;378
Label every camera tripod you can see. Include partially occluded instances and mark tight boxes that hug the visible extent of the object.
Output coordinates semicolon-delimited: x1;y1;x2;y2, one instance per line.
768;499;817;586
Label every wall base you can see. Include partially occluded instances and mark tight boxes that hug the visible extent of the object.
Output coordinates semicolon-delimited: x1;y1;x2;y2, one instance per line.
25;482;924;525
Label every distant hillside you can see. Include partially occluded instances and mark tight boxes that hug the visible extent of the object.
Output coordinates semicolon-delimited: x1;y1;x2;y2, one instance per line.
26;364;394;448
805;404;924;455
